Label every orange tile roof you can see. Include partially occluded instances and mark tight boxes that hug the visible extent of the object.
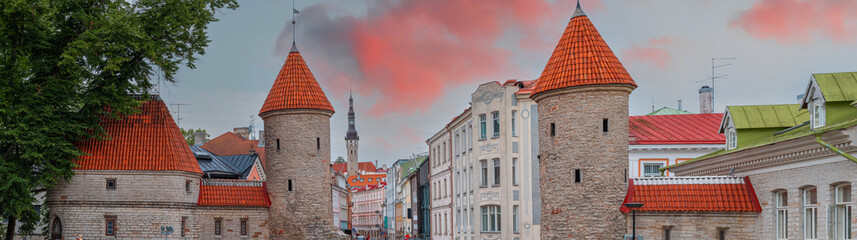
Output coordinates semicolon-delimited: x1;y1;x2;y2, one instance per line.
198;181;271;207
621;176;762;213
75;97;202;174
259;44;334;115
531;4;636;97
200;132;266;166
332;162;379;174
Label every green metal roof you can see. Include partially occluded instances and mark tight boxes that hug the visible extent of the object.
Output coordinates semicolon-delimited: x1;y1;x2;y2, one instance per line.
727;104;808;129
668;101;857;169
399;155;427;180
646;107;692;116
814;72;857;102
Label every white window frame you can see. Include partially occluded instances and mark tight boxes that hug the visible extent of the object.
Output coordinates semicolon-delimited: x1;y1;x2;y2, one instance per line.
513;205;519;233
492;158;500;186
491;111;500;138
512;158;519;186
480;160;488;187
479;114;487;140
642;163;664;178
775;190;788;240
812;101;826;128
727;128;737;150
834;184;852;239
481;205;501;233
803;187;818;240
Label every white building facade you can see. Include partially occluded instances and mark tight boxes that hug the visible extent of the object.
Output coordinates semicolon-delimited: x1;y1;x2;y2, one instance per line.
352;184;385;239
428;128;453;240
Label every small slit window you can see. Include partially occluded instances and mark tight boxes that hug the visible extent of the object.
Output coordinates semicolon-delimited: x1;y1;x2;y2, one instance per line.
106;179;116;190
602;118;609;132
574;169;581;183
214;218;222;235
288;179;294;192
550;123;556;137
276;139;281;150
317;137;321;150
240;219;248;236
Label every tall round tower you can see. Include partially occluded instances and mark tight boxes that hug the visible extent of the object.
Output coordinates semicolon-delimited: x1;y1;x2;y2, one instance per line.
345;95;359;177
259;42;338;239
530;3;637;239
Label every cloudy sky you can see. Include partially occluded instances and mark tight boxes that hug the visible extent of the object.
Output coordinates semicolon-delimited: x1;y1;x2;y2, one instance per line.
160;0;857;167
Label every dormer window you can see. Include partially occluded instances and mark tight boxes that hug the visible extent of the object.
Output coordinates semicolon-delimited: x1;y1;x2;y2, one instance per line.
726;128;737;150
812;101;825;128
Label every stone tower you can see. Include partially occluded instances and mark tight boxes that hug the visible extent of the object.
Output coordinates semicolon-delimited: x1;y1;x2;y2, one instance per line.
345;94;359;177
529;3;637;239
259;42;339;239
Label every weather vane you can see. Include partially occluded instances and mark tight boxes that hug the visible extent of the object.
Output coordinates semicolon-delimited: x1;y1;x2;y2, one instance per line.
292;0;299;44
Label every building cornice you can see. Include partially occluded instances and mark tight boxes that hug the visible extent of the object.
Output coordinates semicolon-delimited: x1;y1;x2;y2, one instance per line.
629;144;723;151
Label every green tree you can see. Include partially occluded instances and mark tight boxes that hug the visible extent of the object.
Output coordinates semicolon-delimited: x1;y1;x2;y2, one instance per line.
0;1;237;239
181;128;210;146
334;156;345;163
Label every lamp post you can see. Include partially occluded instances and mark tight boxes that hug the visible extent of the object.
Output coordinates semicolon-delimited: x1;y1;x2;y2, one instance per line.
160;225;174;240
624;202;644;240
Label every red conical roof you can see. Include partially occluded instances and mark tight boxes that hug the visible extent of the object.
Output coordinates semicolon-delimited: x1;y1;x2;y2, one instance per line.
531;4;636;97
260;44;334;115
75;96;203;174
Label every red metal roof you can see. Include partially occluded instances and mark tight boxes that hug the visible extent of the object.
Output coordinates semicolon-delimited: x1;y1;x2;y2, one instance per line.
531;8;636;97
629;113;725;145
75;97;202;174
620;176;762;213
351;182;386;193
259;47;334;115
332;162;378;174
198;181;271;207
201;132;266;166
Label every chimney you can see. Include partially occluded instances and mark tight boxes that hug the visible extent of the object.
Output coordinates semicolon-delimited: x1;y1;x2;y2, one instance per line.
699;86;713;113
258;130;265;147
677;100;683;111
375;160;378;170
193;132;207;146
232;127;250;139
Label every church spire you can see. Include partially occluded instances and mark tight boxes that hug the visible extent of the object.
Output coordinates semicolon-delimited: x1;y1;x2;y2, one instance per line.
573;0;586;17
345;94;359;140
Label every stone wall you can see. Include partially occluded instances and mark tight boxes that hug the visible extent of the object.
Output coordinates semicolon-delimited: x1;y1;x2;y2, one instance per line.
627;212;758;239
48;170;200;204
48;204;196;239
196;207;269;239
534;85;633;239
262;109;338;239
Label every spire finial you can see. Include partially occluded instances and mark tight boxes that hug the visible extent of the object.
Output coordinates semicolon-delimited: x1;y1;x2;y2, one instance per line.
573;0;586;18
290;1;300;52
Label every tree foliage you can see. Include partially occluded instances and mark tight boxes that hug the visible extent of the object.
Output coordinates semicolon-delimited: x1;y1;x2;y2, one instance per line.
181;128;210;146
0;0;237;238
334;156;345;164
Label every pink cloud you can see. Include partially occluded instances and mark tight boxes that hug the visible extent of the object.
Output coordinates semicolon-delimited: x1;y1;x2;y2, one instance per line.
731;0;857;44
284;0;603;117
622;36;673;70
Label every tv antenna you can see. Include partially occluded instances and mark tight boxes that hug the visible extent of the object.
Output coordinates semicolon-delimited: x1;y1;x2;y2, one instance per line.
170;103;191;128
711;57;736;111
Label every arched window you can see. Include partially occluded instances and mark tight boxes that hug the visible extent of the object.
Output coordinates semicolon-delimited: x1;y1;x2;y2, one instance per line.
51;217;62;240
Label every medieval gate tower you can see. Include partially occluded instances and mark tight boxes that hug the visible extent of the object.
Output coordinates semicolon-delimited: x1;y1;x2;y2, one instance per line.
260;42;339;239
346;94;359;177
530;3;637;239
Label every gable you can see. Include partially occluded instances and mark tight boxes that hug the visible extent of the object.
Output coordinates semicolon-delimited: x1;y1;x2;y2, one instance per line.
725;105;807;129
814;72;857;103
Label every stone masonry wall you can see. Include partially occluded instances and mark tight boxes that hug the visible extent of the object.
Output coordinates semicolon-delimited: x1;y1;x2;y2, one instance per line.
535;85;633;239
627;213;758;239
48;170;200;204
49;204;196;240
196;207;269;239
263;110;338;239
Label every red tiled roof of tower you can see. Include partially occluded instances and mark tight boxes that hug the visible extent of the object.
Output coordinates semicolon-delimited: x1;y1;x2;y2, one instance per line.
530;4;636;97
201;132;266;166
198;181;271;207
515;80;538;95
620;176;762;213
74;97;202;174
629;113;725;145
259;44;334;115
331;162;379;174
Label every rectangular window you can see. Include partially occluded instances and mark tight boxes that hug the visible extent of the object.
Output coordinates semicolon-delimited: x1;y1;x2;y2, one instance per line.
493;159;500;186
479;114;487;140
643;163;664;177
106;179;116;190
185;180;191;192
480;160;488;187
602;118;609;132
813;102;825;128
511;110;518;137
288;179;294;192
574;169;581;183
317;137;320;150
462;128;467;152
664;226;672;240
105;216;116;236
492;111;500;138
468;124;473;149
480;205;501;232
240;219;248;236
728;129;737;150
181;217;187;237
512;158;519;186
803;187;818;239
276;139;280;150
775;191;788;239
215;218;222;236
454;132;460;157
550;123;556;137
513;205;519;233
834;184;852;239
